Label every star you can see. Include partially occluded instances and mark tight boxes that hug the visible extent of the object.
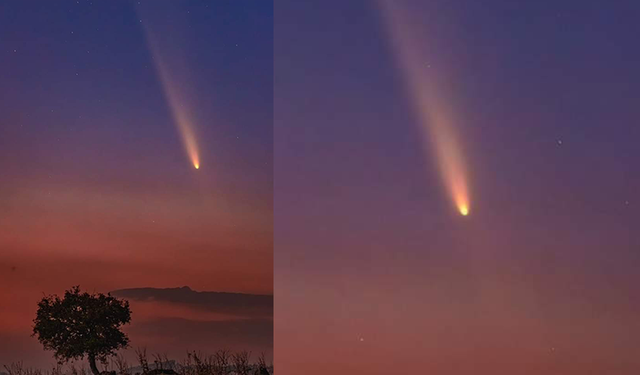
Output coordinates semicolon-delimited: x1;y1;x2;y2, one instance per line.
557;139;563;145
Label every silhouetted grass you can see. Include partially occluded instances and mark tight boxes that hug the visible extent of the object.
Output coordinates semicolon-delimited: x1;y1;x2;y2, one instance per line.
3;349;272;375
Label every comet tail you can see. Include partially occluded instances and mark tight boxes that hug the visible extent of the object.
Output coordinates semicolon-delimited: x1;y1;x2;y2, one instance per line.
379;2;471;216
140;16;201;170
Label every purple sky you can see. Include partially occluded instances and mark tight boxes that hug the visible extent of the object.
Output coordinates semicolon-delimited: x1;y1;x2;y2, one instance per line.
275;1;639;373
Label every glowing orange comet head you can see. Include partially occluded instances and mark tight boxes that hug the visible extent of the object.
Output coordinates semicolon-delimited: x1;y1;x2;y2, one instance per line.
191;151;200;169
459;204;469;216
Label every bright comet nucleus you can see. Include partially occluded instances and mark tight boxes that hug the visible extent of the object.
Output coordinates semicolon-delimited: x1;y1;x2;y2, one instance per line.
379;2;471;217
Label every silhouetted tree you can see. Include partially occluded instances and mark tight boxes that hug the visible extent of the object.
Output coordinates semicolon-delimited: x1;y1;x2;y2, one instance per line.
32;286;131;375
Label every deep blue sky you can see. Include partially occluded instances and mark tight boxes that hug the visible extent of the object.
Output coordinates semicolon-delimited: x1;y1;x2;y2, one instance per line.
1;1;272;194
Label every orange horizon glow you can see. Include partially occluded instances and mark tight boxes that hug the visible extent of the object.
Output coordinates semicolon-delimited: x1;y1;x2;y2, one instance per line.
379;2;471;216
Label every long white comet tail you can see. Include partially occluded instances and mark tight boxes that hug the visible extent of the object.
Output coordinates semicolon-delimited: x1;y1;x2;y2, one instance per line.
141;21;201;170
379;2;470;216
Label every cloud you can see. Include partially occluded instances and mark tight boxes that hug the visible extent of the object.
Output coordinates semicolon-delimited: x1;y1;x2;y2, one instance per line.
111;286;273;318
126;317;273;355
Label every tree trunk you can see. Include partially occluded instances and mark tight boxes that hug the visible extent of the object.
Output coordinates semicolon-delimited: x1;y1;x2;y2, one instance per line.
88;353;100;375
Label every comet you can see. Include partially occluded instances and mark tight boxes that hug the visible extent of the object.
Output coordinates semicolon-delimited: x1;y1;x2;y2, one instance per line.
139;13;201;171
378;2;471;216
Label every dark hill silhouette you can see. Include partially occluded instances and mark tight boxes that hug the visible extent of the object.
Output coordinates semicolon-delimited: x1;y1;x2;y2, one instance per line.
110;286;273;318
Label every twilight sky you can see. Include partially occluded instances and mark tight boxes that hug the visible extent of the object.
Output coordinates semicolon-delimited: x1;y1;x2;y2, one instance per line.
276;1;639;373
0;0;272;367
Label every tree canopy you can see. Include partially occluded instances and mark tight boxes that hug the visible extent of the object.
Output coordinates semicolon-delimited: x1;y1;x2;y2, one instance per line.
32;286;131;375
